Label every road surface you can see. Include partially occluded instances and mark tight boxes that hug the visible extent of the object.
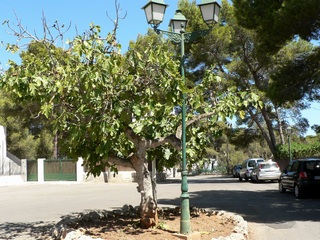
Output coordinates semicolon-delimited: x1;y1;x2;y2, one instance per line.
1;175;320;239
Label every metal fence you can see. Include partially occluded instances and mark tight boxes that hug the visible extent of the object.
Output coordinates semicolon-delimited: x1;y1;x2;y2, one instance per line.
27;160;38;181
26;159;77;181
44;159;76;181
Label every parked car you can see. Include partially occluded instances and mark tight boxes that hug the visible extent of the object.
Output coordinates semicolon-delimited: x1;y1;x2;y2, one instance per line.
232;164;242;178
239;158;265;181
251;160;281;182
279;157;320;198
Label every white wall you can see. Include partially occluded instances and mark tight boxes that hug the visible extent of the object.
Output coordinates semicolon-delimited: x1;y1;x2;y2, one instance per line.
0;126;7;174
0;125;22;175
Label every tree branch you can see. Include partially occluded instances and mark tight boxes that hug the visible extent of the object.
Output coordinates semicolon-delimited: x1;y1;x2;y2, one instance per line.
175;111;217;139
125;128;181;151
125;111;218;152
4;11;70;48
104;0;127;53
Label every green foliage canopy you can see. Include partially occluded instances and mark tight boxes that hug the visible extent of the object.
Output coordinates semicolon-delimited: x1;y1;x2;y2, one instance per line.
233;0;320;53
1;25;182;174
233;0;320;104
1;19;268;174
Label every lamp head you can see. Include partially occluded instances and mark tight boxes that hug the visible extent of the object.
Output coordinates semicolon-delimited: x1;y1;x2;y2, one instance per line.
198;0;221;26
142;0;168;29
286;126;292;134
169;10;188;34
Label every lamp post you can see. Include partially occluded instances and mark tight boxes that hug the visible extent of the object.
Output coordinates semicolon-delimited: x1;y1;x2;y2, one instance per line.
142;0;221;235
226;123;232;174
287;126;292;162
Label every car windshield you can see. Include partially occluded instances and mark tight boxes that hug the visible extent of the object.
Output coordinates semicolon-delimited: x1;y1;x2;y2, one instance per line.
248;161;256;167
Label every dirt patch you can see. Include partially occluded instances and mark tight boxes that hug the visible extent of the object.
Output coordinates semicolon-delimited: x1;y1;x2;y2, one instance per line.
79;213;234;239
55;207;242;240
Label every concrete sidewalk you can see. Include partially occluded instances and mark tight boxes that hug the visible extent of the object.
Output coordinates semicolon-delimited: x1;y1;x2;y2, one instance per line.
0;182;143;223
0;181;142;239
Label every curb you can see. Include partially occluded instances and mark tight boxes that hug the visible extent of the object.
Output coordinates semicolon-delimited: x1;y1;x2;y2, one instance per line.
212;210;248;240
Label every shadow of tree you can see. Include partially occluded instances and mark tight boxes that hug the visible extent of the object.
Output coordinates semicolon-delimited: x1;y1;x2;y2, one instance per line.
159;175;244;184
158;176;320;224
2;175;320;239
0;221;54;240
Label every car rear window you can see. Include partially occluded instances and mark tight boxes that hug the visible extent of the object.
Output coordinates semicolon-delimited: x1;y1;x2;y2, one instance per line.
261;163;278;169
304;161;320;171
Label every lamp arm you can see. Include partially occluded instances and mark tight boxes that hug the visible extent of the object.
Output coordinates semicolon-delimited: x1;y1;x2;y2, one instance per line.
154;28;182;44
154;28;212;44
183;28;211;43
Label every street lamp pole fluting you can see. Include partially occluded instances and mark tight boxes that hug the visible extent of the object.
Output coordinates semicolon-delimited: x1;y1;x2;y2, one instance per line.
142;0;221;235
179;25;190;234
287;126;292;162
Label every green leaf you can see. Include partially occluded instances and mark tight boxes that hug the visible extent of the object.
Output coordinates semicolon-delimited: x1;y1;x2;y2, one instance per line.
164;148;171;160
132;105;142;116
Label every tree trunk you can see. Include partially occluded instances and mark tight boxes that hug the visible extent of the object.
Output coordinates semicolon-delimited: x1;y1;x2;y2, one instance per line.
248;108;277;157
131;154;158;229
124;128;181;229
275;107;286;145
226;141;230;174
53;133;58;158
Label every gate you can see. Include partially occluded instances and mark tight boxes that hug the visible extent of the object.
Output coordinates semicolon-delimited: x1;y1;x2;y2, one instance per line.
44;159;76;181
27;160;38;181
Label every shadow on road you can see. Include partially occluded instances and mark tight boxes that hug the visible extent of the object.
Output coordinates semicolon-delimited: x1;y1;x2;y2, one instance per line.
0;221;54;240
2;175;319;238
158;176;320;224
160;175;255;184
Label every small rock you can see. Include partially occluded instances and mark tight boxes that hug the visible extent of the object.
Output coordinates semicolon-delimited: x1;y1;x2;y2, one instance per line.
64;229;103;240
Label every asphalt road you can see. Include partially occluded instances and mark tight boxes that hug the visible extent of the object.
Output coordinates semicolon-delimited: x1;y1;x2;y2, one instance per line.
1;175;320;239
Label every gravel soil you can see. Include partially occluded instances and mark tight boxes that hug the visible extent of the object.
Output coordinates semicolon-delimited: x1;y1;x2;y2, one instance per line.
63;210;237;240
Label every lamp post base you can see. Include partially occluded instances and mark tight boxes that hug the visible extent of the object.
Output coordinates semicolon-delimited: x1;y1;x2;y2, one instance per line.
180;170;191;234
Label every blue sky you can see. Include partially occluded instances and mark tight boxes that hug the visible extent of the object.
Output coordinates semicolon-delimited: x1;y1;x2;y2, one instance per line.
0;0;318;135
0;0;179;61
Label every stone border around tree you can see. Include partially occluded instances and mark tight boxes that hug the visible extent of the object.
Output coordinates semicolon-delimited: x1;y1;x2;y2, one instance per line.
50;205;248;240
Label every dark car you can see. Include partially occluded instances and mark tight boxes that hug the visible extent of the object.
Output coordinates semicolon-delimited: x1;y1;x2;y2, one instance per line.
232;164;242;178
279;157;320;198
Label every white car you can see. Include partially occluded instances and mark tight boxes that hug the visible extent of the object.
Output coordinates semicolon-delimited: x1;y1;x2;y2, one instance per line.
251;161;281;182
239;158;265;181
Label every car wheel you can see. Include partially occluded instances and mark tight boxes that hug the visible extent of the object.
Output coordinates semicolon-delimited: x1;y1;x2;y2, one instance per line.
251;175;257;183
256;176;260;183
294;184;303;198
279;181;286;193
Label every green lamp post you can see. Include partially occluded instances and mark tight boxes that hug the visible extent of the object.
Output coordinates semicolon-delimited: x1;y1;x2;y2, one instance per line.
142;0;221;235
287;126;292;162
